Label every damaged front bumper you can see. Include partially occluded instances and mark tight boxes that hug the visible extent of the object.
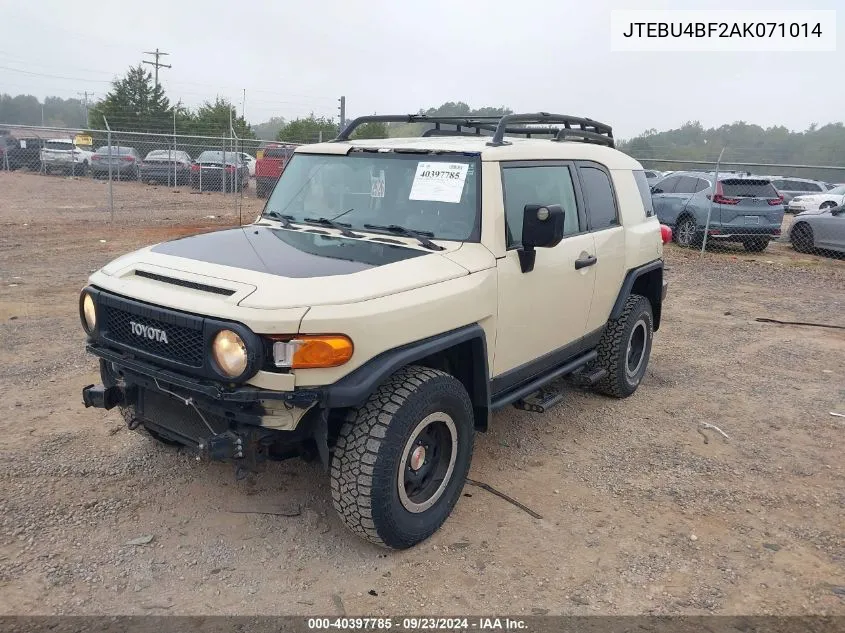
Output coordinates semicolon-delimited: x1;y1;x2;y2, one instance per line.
82;344;329;471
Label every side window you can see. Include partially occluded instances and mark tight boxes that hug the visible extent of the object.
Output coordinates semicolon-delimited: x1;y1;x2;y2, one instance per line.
633;170;655;217
694;178;710;192
579;166;619;230
805;182;823;192
502;164;580;249
652;176;679;194
673;176;698;194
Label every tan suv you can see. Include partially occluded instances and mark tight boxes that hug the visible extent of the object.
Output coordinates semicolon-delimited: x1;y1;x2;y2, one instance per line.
80;113;669;549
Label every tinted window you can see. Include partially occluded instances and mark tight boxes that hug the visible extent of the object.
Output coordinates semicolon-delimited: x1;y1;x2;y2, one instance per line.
579;166;618;230
633;170;655;217
46;141;73;150
502;165;580;248
674;176;699;194
694;178;710;193
651;176;679;194
770;179;787;189
95;146;134;155
265;147;295;159
803;182;823;192
720;180;779;198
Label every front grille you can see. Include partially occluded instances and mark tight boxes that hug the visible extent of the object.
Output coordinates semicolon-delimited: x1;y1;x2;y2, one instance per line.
140;389;229;445
103;305;204;367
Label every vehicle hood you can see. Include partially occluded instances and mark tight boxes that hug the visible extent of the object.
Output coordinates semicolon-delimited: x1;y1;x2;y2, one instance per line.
94;226;490;311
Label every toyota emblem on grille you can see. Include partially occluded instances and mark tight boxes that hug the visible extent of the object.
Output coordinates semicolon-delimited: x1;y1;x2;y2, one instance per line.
129;320;169;344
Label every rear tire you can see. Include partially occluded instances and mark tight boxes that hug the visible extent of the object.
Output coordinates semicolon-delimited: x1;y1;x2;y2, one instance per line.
330;365;474;549
592;294;654;399
790;222;814;253
674;216;699;248
742;238;769;253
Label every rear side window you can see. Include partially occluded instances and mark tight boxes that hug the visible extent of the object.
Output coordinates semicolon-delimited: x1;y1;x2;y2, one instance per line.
651;176;679;194
721;180;779;198
502;164;581;248
803;182;823;192
694;178;710;192
674;176;699;194
633;170;655;217
579;166;619;230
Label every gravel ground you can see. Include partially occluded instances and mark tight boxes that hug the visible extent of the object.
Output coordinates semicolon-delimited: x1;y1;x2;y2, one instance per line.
0;171;843;616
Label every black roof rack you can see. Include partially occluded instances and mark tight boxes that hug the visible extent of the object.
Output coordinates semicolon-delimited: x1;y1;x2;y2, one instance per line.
333;113;614;148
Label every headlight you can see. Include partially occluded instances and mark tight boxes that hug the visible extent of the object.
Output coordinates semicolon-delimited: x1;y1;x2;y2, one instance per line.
212;329;248;377
272;335;353;369
81;292;96;333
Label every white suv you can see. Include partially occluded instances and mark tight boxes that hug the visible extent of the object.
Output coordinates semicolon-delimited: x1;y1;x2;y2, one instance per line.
80;112;669;549
40;138;94;175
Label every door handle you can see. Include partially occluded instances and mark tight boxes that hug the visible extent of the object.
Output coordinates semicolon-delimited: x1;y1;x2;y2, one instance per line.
575;254;597;270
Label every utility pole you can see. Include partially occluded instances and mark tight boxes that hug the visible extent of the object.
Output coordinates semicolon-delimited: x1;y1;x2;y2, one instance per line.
338;95;346;129
78;91;92;123
241;89;246;121
142;48;171;88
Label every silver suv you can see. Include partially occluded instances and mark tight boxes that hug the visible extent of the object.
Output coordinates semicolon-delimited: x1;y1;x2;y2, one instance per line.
80;112;669;549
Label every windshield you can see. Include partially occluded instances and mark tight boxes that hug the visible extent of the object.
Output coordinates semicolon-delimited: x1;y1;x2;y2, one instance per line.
95;146;133;155
146;150;177;160
828;185;845;196
197;151;240;163
262;152;480;241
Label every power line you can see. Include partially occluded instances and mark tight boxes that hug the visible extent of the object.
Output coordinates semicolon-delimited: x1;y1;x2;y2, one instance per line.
142;48;171;88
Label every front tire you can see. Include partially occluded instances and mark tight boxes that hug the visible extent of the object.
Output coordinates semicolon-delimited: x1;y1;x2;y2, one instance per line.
592;294;654;398
790;223;814;253
330;366;474;549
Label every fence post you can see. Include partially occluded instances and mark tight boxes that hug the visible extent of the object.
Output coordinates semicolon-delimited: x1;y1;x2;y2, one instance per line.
701;146;725;257
104;116;114;222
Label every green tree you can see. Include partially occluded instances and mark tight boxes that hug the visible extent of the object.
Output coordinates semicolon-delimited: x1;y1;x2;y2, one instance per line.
189;97;255;139
276;115;338;143
351;121;387;139
0;94;87;127
88;65;171;132
253;116;287;141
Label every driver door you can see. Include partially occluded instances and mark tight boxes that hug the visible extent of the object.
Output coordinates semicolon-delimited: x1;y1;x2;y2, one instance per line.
493;162;596;383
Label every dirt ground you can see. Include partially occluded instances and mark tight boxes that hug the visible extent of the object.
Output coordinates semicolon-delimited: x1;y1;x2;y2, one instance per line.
0;170;843;616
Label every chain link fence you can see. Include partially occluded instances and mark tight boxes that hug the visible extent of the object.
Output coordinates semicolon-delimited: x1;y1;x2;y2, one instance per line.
1;122;306;226
637;150;845;261
3;123;844;261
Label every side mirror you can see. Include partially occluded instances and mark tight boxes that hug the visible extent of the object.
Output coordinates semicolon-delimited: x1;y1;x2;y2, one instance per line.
519;204;565;273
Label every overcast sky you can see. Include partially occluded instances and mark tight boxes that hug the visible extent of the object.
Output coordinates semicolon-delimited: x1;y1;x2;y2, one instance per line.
1;0;842;139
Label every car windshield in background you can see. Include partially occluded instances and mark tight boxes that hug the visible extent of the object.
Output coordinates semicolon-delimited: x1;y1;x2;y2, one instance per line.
45;141;73;150
95;146;133;155
720;180;778;198
197;151;240;163
827;185;845;196
146;150;179;160
262;153;480;242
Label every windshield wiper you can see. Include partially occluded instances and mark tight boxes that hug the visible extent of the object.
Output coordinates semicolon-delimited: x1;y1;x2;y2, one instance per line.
363;224;445;251
263;212;299;228
303;216;363;238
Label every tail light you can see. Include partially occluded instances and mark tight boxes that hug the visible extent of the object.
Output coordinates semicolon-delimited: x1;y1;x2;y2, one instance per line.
708;182;740;205
659;224;672;244
91;155;101;161
120;156;133;162
768;195;784;206
190;163;200;172
225;165;236;173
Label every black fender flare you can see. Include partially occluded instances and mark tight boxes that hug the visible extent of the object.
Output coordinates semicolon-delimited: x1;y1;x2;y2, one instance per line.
323;324;491;430
610;260;665;330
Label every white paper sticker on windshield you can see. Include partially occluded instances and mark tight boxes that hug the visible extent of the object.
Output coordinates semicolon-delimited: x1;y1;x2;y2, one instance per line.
409;162;469;203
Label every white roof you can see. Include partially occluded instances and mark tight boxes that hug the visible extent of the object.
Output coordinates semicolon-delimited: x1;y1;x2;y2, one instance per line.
296;135;642;169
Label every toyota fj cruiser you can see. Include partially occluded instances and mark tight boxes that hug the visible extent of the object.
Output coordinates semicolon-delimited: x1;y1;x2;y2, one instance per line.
80;113;669;549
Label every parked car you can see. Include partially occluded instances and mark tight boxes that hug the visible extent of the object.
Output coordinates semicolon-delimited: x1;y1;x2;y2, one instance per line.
3;136;45;170
651;171;784;252
90;146;142;180
238;152;257;177
190;151;248;191
40;139;95;175
766;176;830;210
644;169;663;186
790;203;845;255
255;144;296;198
785;184;845;214
140;150;192;185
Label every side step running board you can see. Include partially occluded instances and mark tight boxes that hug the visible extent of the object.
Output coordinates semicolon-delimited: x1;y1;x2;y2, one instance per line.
514;388;565;413
490;350;597;411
